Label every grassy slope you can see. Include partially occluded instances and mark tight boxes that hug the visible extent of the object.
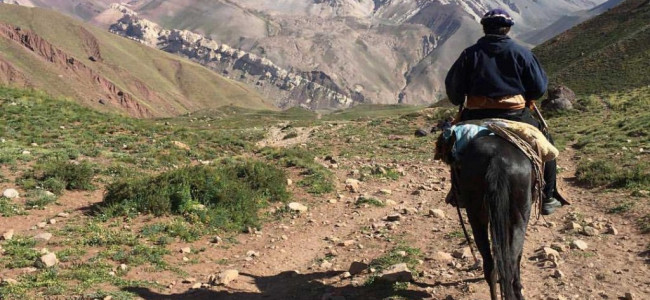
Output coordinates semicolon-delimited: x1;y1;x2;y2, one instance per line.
0;4;272;117
533;0;650;191
534;0;650;95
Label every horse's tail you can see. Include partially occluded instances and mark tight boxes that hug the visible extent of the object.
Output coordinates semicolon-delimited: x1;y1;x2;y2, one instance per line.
485;159;516;299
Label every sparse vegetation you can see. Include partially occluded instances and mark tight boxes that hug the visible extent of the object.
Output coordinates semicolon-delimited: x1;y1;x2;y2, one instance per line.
356;196;385;207
365;244;422;287
261;147;334;195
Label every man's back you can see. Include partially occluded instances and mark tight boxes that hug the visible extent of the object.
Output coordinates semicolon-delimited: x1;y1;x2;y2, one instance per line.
445;35;547;105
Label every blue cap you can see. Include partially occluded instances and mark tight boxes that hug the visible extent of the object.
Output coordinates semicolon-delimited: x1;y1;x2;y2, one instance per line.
480;8;515;27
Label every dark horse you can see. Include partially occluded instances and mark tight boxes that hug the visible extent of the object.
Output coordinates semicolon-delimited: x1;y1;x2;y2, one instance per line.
444;134;533;300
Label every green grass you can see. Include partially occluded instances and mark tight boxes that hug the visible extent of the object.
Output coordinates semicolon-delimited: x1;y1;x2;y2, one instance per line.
549;87;650;191
638;214;650;234
0;196;26;217
100;161;289;231
608;202;635;214
0;236;40;269
140;220;205;243
261;147;334;195
356;196;385;207
24;190;58;209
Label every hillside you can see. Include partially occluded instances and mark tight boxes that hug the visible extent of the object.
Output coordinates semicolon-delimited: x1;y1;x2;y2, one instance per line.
0;4;271;117
534;0;650;95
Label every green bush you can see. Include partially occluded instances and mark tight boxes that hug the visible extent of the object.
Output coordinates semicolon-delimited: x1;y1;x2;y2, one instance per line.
101;161;289;231
20;160;96;193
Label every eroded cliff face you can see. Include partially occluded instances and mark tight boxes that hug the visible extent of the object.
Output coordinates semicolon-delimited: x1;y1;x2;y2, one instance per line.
0;23;152;117
0;57;29;87
108;5;356;110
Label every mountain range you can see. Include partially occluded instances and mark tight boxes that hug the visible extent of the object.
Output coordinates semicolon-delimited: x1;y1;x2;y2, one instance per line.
0;0;625;110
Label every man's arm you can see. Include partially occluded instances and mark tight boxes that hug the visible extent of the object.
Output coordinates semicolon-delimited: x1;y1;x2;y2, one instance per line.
521;52;548;101
445;51;468;106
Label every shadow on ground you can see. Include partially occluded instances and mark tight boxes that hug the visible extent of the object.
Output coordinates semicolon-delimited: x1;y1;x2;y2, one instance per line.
123;271;434;300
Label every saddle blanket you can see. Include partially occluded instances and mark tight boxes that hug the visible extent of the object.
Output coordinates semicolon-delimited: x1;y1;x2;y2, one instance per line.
442;118;558;162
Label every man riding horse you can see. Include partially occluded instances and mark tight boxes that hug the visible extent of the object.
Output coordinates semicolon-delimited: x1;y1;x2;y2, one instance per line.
444;8;567;215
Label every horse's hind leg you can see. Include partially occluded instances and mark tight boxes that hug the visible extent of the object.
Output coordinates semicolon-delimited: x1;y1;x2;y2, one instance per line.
513;253;524;300
467;208;498;300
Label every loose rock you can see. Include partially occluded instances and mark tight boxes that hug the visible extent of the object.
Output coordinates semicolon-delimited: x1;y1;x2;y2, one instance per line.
540;247;561;262
345;179;361;193
213;269;239;286
180;247;191;254
348;261;368;275
33;232;52;242
386;214;401;222
452;247;472;259
429;209;445;219
566;222;582;231
2;188;19;199
288;202;308;213
607;225;619;235
432;251;454;263
570;240;588;250
582;226;600;236
172;141;191;151
1;229;14;241
37;252;58;268
379;263;413;282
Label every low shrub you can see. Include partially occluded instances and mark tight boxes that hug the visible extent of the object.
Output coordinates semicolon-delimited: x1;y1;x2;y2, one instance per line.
101;161;289;231
20;159;96;194
261;147;334;194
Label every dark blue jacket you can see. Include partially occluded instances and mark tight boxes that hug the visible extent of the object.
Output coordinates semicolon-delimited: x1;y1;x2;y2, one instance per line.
445;35;548;106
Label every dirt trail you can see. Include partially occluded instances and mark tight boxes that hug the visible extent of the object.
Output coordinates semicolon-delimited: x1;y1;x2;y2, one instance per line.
256;123;317;148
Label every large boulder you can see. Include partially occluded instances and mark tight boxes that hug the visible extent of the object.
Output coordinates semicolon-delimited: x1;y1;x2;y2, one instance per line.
542;85;575;111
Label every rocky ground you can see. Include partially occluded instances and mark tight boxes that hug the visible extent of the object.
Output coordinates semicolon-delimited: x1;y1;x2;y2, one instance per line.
1;118;648;300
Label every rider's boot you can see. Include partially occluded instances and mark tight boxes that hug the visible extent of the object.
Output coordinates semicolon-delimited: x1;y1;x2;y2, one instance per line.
445;170;465;208
542;197;562;215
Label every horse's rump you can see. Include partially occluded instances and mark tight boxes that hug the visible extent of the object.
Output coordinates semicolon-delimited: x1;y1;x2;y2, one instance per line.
456;135;533;300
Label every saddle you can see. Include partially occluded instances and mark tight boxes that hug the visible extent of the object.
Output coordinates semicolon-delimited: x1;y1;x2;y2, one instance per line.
435;119;558;209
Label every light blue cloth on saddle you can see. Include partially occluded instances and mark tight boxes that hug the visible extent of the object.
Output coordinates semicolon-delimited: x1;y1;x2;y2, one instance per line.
443;124;493;158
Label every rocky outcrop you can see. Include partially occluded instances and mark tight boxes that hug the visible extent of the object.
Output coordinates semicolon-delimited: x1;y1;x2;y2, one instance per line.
0;23;152;117
542;85;576;111
108;5;356;109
